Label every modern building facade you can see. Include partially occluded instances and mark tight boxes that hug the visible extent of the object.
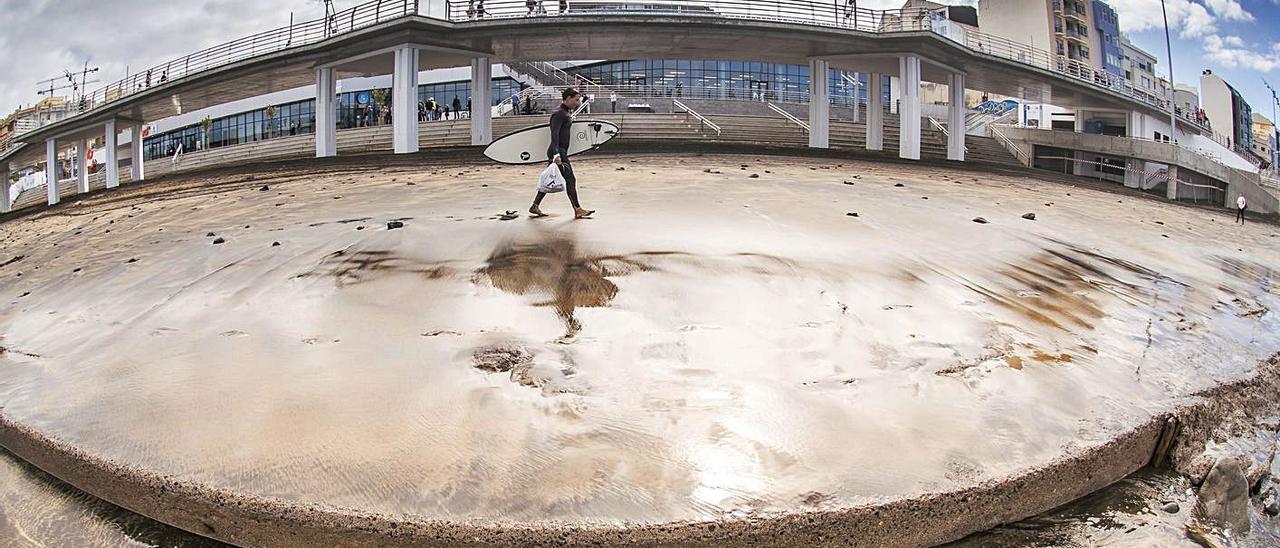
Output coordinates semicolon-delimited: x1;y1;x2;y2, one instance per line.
1118;35;1158;95
0;97;76;150
143;77;522;160
1200;69;1254;154
978;0;1120;74
1251;112;1276;168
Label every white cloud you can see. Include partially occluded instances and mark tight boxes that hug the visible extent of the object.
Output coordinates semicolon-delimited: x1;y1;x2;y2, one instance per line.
1105;0;1220;38
1202;34;1280;72
1203;0;1253;21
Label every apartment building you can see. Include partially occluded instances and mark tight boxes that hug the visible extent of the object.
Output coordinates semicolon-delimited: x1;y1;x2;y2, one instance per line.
1201;69;1255;155
977;0;1120;75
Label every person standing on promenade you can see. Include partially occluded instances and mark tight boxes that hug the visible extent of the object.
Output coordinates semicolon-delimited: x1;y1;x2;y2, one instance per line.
1236;194;1248;224
530;88;594;219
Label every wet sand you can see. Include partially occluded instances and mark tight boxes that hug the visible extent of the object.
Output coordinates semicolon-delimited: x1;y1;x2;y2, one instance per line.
0;152;1278;545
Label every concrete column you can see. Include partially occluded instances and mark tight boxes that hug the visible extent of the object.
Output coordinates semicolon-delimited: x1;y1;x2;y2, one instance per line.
1123;159;1144;189
1165;165;1179;200
898;55;921;161
130;125;145;182
471;56;493;146
76;139;89;193
392;46;420;154
808;59;830;149
105;119;119;189
867;73;884;151
1;162;10;214
1126;111;1144;139
947;72;966;161
1074;109;1088;133
315;67;337;158
45;139;59;205
851;72;860;124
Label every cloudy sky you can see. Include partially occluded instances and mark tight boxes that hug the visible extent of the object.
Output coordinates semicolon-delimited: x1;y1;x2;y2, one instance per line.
1;0;1279;120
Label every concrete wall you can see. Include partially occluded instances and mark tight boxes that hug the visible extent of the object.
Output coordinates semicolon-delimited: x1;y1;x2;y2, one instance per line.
1001;126;1280;213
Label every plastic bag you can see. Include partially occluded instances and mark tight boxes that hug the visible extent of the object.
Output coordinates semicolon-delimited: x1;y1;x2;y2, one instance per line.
538;162;566;194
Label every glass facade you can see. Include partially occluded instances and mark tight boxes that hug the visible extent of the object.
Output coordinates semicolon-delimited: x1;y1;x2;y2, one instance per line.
564;59;882;106
145;78;522;160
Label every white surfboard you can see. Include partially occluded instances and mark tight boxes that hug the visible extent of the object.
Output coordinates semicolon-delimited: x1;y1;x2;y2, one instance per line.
484;120;620;164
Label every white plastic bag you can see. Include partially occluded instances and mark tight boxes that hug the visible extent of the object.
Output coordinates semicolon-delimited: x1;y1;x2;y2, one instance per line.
538;162;566;194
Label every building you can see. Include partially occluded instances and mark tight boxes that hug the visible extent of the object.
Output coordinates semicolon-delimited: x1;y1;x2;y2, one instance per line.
978;0;1121;75
1173;84;1199;116
1252;112;1276;168
1118;35;1158;95
1200;69;1254;154
0;97;77;150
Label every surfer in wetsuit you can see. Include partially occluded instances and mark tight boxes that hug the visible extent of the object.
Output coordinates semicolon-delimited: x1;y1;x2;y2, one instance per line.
530;88;595;219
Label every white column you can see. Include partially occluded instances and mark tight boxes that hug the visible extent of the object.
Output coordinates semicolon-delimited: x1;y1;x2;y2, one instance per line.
392;46;420;154
1166;165;1179;200
1;162;10;214
1074;109;1088;133
471;56;493;146
808;59;830;149
898;55;921;161
45;139;59;205
1126;111;1144;139
867;73;883;151
130;125;145;182
947;72;966;161
76;138;89;193
105;119;119;189
851;72;860;124
315;67;337;158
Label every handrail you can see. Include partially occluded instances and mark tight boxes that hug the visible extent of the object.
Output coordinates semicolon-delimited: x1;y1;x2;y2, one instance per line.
767;103;810;132
673;99;722;135
987;124;1030;166
571;98;592;118
58;0;419;121
23;0;1203;145
927;116;968;153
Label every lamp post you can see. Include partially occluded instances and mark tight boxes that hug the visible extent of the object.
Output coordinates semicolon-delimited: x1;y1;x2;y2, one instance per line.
1160;0;1176;142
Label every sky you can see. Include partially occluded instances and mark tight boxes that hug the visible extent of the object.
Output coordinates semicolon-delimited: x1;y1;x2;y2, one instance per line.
1;0;1279;122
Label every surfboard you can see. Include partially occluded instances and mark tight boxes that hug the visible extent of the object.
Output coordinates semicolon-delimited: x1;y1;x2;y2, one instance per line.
483;120;620;164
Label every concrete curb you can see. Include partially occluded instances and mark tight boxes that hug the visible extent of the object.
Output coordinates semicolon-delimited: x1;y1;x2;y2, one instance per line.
3;354;1274;547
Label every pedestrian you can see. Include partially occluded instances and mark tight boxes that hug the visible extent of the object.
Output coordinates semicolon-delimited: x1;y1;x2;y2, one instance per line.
610;91;617;112
452;95;462;118
444;105;452;120
476;0;486;18
427;97;437;120
467;98;472;116
1236;194;1248;224
559;0;568;14
675;81;683;97
530;88;594;219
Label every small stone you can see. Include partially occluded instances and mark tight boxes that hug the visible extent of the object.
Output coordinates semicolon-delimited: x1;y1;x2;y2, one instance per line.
749;173;759;179
387;221;405;230
259;185;269;191
206;232;215;237
1161;502;1180;513
1022;213;1036;221
126;258;138;263
846;212;859;217
212;237;225;244
972;217;989;224
72;267;81;273
921;196;928;200
616;167;625;171
271;242;281;247
894;183;905;187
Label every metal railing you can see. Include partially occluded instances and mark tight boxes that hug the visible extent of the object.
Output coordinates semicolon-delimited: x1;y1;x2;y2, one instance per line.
22;0;1203;148
987;124;1030;166
673;99;721;135
767;103;810;132
926;116;967;153
64;0;418;119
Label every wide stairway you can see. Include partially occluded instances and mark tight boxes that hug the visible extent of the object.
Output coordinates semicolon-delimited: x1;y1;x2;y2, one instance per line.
8;113;1020;212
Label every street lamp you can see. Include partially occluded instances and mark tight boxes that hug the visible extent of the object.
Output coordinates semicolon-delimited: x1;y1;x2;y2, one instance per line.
1160;0;1176;142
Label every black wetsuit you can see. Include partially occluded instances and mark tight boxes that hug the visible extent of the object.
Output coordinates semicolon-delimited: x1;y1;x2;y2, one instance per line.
534;103;580;208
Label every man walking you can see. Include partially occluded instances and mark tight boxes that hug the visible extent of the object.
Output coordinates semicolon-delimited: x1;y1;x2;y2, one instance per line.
452;96;463;120
1236;194;1248;224
610;91;618;113
530;88;594;219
